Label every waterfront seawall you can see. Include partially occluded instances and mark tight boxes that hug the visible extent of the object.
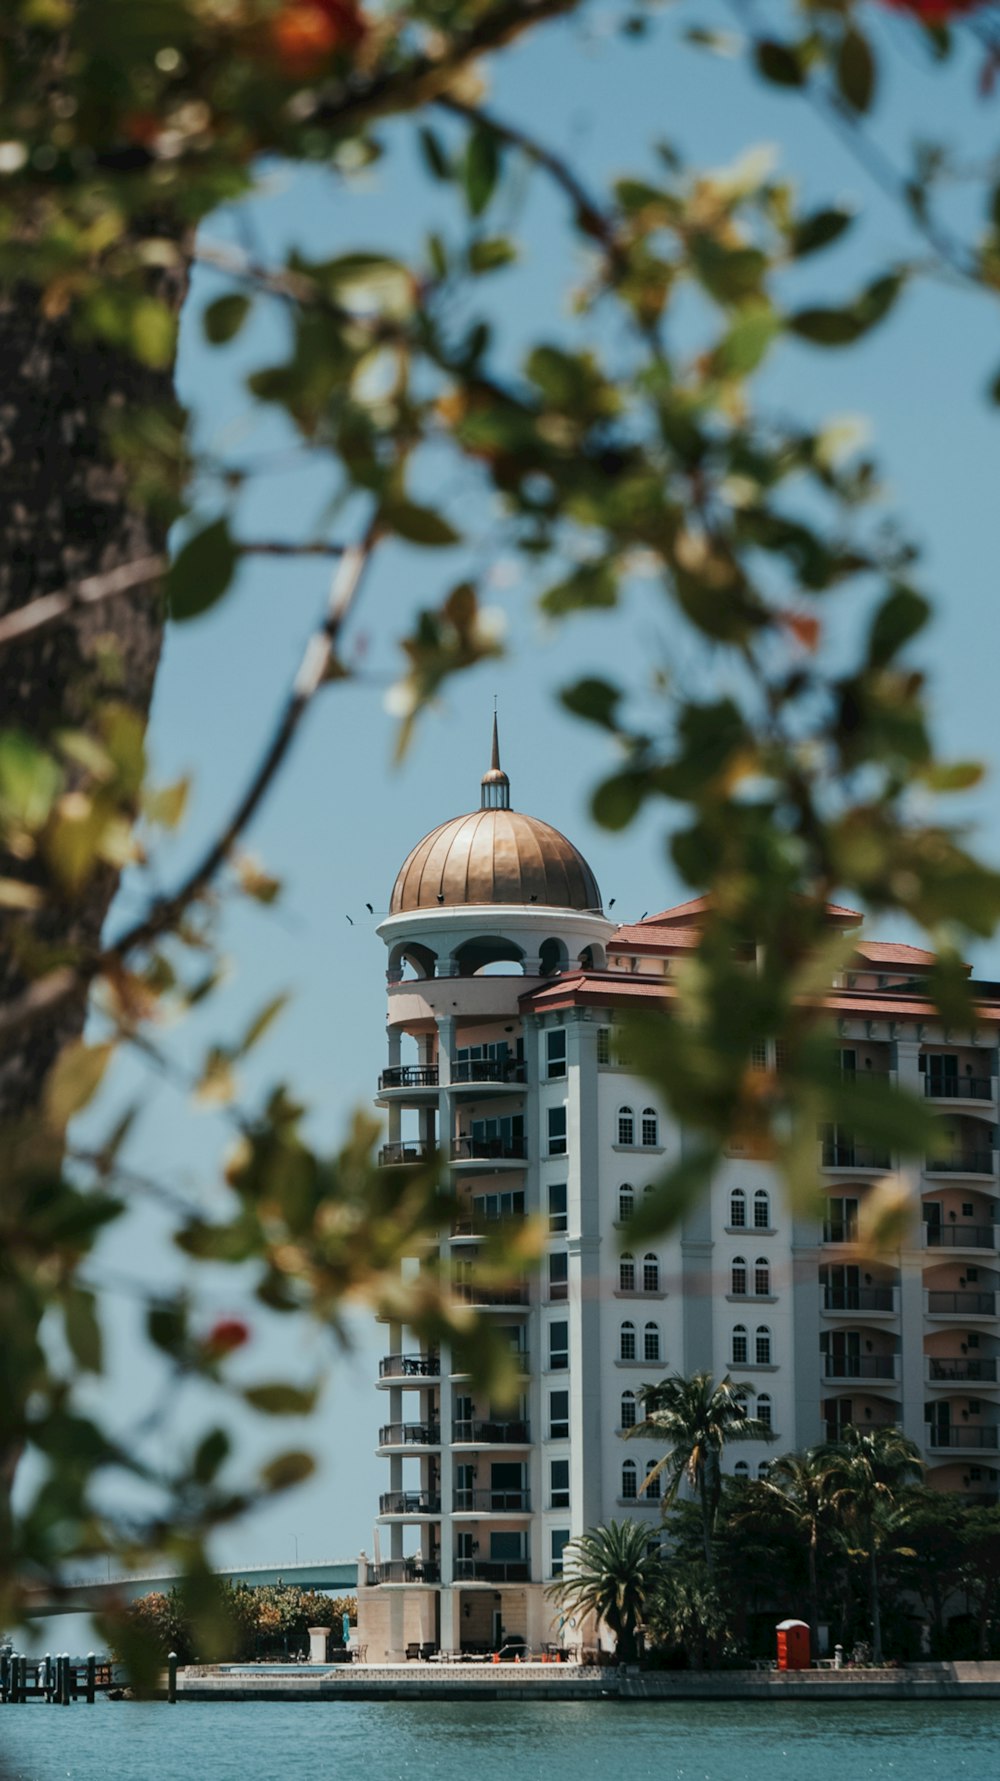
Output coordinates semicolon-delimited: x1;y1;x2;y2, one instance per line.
172;1661;1000;1703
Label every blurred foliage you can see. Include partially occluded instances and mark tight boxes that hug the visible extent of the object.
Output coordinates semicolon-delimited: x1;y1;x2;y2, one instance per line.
108;1581;356;1678
3;0;1000;1648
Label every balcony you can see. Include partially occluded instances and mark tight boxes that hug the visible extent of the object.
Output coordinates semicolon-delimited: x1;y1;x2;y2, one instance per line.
823;1355;897;1381
451;1135;528;1165
379;1491;441;1516
451;1059;526;1087
926;1291;997;1317
925;1224;996;1250
452;1489;532;1513
372;1559;441;1585
379;1141;434;1167
823;1221;859;1245
379;1352;440;1381
924;1076;994;1102
452;1282;530;1309
825;1417;897;1441
928;1426;999;1451
451;1419;530;1446
379;1065;439;1093
821;1144;892;1172
823;1287;896;1314
928;1358;998;1383
453;1559;531;1583
378;1422;441;1449
925;1152;995;1177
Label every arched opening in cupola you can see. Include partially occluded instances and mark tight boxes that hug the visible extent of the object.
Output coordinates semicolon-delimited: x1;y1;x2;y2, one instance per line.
452;936;526;977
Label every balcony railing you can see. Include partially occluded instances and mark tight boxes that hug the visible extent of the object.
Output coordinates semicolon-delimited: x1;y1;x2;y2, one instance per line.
928;1425;999;1450
925;1224;996;1249
823;1355;897;1380
451;1419;530;1445
822;1144;891;1171
925;1076;994;1101
824;1287;896;1312
452;1489;531;1513
453;1559;531;1583
825;1417;897;1440
379;1141;434;1167
925;1152;994;1175
379;1065;439;1091
927;1291;997;1316
452;1282;529;1308
451;1135;528;1163
928;1358;998;1382
378;1422;441;1447
379;1491;441;1515
379;1352;440;1380
372;1559;441;1584
451;1059;526;1086
823;1221;859;1244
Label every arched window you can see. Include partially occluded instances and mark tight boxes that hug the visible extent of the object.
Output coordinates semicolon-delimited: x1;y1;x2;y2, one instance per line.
620;1390;636;1430
757;1460;771;1481
618;1106;635;1146
620;1320;636;1362
618;1183;634;1223
755;1325;772;1366
643;1182;656;1200
730;1188;747;1228
731;1256;747;1296
644;1460;661;1501
754;1189;771;1230
734;1461;750;1482
644;1321;660;1363
732;1324;748;1365
757;1392;772;1430
754;1256;770;1297
643;1253;660;1293
619;1253;636;1292
621;1459;637;1500
641;1107;658;1147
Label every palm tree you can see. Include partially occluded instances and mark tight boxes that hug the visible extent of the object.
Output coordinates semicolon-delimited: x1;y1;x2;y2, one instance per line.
751;1448;839;1656
546;1520;663;1663
630;1371;775;1570
822;1424;922;1664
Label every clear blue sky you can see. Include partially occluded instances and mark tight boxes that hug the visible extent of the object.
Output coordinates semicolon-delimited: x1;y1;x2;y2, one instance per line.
59;3;1000;1592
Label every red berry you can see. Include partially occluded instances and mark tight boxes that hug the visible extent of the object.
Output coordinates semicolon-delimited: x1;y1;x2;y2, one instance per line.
204;1317;251;1355
269;0;366;77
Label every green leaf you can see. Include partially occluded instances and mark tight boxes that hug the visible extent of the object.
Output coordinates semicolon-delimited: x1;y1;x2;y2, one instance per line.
237;992;291;1059
259;1450;316;1492
383;500;460;547
789;274;902;348
867;584;931;668
244;1382;319;1416
0;732;61;831
64;1288;103;1373
468;236;517;275
560;677;622;731
837;27;876;114
44;1040;114;1126
755;39;805;88
168;517;239;621
203;294;251;346
790;207;854;259
418;125;451;182
194;1428;231;1484
592;770;646;832
130;297;177;369
463;126;500;218
540;562;618;617
712;302;781;376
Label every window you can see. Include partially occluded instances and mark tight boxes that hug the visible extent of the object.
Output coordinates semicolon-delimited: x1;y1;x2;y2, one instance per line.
751;1038;768;1072
754;1189;771;1230
548;1182;567;1234
620;1390;636;1430
550;1458;570;1509
620;1320;636;1361
549;1390;569;1440
732;1324;748;1365
757;1461;771;1481
734;1461;750;1482
597;1027;610;1065
754;1257;770;1297
967;1267;980;1282
618;1106;635;1146
618;1183;634;1223
621;1460;637;1499
548;1251;568;1301
731;1256;747;1296
644;1460;661;1501
968;1399;982;1416
551;1528;570;1578
730;1189;747;1228
548;1106;567;1156
643;1253;660;1294
641;1107;658;1147
474;1189;525;1223
755;1325;772;1366
757;1392;772;1430
549;1321;569;1371
643;1321;660;1363
619;1253;636;1292
546;1028;567;1079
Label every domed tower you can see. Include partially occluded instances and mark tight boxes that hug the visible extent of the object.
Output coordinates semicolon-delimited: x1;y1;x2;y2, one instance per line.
364;723;615;1662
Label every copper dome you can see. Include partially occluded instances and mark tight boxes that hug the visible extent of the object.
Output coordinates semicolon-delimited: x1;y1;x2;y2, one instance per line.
390;806;603;914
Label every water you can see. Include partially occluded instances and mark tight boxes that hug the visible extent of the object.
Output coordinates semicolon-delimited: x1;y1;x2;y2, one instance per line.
1;1700;999;1781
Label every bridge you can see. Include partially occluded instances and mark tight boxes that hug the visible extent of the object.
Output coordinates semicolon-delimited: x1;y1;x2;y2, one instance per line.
27;1558;358;1616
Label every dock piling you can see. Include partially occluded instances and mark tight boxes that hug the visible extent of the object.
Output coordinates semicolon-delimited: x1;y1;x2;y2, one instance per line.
168;1651;178;1704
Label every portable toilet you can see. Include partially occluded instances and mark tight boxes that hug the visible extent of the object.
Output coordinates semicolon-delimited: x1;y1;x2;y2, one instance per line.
775;1620;810;1670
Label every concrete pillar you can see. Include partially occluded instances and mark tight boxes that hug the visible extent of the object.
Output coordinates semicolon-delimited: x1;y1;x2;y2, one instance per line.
307;1626;329;1663
388;1590;406;1661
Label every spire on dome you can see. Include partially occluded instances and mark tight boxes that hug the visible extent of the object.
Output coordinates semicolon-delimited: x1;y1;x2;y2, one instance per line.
480;711;511;809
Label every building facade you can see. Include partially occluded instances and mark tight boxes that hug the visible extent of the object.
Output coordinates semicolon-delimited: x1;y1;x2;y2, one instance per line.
357;726;1000;1661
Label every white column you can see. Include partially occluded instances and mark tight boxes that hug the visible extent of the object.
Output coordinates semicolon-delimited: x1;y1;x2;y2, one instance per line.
894;1037;927;1451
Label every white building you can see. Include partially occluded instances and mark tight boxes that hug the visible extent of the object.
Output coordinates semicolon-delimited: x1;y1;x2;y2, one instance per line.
357;724;1000;1661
